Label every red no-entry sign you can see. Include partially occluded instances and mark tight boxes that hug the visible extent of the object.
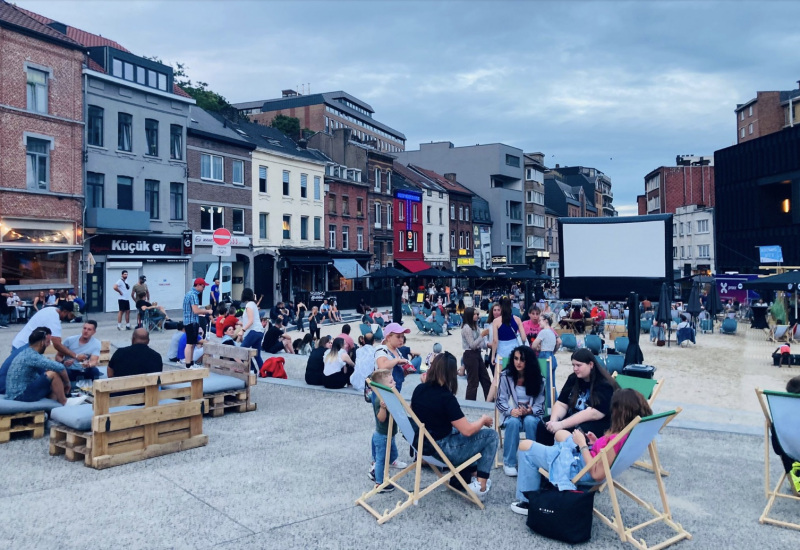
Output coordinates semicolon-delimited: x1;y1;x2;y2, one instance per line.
212;228;232;246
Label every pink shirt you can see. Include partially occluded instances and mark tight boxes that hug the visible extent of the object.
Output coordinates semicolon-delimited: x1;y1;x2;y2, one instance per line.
337;333;355;352
590;433;627;458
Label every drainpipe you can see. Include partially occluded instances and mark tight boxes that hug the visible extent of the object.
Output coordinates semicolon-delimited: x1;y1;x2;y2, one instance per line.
80;71;88;303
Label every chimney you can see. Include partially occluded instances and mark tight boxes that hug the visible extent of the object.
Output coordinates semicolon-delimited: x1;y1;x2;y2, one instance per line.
555;163;560;169
297;138;307;149
47;21;68;35
444;173;457;183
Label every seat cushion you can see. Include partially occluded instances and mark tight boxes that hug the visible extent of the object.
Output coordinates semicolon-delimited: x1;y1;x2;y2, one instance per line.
50;398;183;431
162;372;245;394
0;395;62;414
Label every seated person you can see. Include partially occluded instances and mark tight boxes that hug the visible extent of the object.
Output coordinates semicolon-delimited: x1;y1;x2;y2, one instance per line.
262;316;294;354
5;328;86;406
771;375;800;494
570;306;585;333
411;352;499;501
108;328;163;378
329;301;343;323
351;332;376;392
135;291;167;329
220;324;239;345
281;301;295;327
56;320;102;381
510;389;652;515
357;298;371;315
168;322;185;362
270;302;285;323
676;315;696;345
398;335;422;372
534;348;617;446
67;290;85;321
336;324;356;353
177;327;204;364
320;299;333;323
32;290;47;312
322;337;355;389
305;336;331;386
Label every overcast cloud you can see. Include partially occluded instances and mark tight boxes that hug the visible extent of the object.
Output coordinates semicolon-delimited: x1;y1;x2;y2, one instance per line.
16;0;800;213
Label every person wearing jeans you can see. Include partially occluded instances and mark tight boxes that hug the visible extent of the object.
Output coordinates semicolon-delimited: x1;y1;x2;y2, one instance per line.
368;369;407;491
461;307;491;400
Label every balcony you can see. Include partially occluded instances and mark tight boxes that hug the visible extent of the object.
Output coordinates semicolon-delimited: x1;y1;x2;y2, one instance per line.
86;208;150;231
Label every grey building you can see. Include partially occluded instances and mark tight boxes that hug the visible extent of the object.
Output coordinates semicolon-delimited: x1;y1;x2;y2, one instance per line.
471;196;493;269
395;141;525;266
83;46;194;312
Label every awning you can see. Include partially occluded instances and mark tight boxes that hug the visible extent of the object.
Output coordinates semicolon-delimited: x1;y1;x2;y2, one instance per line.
396;260;431;273
286;256;331;265
332;258;366;279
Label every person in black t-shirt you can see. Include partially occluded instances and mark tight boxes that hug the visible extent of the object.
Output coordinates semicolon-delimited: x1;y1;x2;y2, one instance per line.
262;317;294;354
411;352;498;502
305;336;331;385
108;329;163;378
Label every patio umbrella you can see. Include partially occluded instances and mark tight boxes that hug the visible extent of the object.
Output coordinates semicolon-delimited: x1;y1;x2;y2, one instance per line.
707;282;723;329
366;266;410;279
624;291;644;367
459;266;492;278
655;281;673;347
513;270;552;281
685;281;703;329
743;270;800;322
414;267;453;279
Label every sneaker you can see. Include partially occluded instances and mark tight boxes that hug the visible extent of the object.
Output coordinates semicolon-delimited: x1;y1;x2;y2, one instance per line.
390;459;408;469
468;479;491;502
368;465;376;482
189;364;204;370
65;395;89;407
790;462;800;496
375;483;395;494
510;500;529;516
117;324;122;331
125;325;131;330
503;465;518;477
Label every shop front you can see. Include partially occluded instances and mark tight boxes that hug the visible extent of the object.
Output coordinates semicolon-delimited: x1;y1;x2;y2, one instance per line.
191;232;252;304
88;234;187;313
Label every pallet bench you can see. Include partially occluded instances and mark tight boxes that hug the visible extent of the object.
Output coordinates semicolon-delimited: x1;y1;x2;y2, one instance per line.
49;368;208;469
0;396;61;444
199;343;257;417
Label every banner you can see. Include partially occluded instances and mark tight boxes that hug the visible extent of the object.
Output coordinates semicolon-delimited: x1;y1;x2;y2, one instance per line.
759;245;783;263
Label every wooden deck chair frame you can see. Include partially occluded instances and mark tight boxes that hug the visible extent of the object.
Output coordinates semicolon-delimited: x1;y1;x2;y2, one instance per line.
355;381;484;524
493;356;555;468
612;372;667;476
755;388;800;531
770;324;795;343
540;408;690;550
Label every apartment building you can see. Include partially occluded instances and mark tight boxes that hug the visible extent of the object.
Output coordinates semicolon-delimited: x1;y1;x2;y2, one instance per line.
637;155;715;216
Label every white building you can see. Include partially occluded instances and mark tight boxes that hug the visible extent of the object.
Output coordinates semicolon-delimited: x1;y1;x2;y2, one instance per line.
672;205;715;277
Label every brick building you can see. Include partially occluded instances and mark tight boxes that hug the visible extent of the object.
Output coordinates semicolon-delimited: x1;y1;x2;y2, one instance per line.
366;150;396;269
0;2;86;297
735;85;800;144
636;155;715;216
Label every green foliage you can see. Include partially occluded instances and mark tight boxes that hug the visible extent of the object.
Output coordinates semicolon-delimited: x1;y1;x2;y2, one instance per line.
270;115;301;140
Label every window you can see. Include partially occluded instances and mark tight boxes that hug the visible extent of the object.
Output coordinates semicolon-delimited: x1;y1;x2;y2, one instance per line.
505;154;520;167
685;221;691;235
387;205;392;229
426;233;432;253
87;106;104;147
450;230;456;250
459;232;464;249
283;170;290;196
86;172;104;208
749;106;753;116
672;223;677;236
282;215;291;239
170;125;183;160
329;225;336;248
740;127;745;138
201;154;223;181
459;206;464;221
697;219;709;233
300;173;308;198
145;119;158;156
465;207;470;221
342;196;350;216
342;226;349;250
26;67;48;113
680;246;684;258
413;232;417;252
200;205;224;231
117;176;133;210
679;223;684;236
398;231;404;252
740;111;744;121
259;166;267;193
118;113;132;152
314;217;321;240
233;208;244;234
687;246;692;259
145;180;159;219
439;234;443;253
314;176;321;200
386;171;392;193
427;189;432;197
374;168;381;191
357;227;364;250
427;206;431;224
26;137;50;191
328;193;337;214
673;247;677;259
413;204;418;222
374;203;382;227
259;213;268;239
300;216;308;240
531;191;545;205
398;202;404;221
450;204;455;220
749;123;753;135
439;208;443;225
232;160;244;185
170;182;183;220
356;198;364;217
698;245;710;258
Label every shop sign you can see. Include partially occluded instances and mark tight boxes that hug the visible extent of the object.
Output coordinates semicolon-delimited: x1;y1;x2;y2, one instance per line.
182;230;193;255
546;261;559;269
193;234;251;247
491;255;507;265
457;257;474;266
91;234;183;256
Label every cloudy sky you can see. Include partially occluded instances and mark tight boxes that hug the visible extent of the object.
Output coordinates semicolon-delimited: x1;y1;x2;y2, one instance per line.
17;0;800;213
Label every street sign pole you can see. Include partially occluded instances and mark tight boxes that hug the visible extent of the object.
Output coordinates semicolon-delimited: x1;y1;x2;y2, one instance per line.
211;229;233;302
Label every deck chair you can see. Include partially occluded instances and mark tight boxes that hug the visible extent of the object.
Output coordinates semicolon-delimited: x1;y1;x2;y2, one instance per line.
640;319;653;334
614;336;629;355
613;372;667;475
719;318;737;335
356;381;484;523
561;333;578;351
401;303;413;316
540;409;691;550
770;324;794;343
755;388;800;530
699;318;714;334
141;308;164;333
359;323;373;337
605;354;625;374
585;334;603;355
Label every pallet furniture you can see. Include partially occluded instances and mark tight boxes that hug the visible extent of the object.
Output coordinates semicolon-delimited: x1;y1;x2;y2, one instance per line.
199;343;257;417
49;368;208;469
0;396;61;444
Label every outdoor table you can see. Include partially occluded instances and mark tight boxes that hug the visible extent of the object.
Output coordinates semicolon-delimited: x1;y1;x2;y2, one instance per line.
751;304;769;329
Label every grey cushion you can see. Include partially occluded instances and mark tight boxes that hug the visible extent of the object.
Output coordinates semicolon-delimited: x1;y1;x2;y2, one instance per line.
162;372;245;394
50;398;182;431
0;395;62;414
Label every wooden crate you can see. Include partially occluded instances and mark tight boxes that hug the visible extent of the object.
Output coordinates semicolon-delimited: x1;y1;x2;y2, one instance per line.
98;340;111;366
204;389;257;417
0;411;46;443
201;343;257;417
49;369;209;469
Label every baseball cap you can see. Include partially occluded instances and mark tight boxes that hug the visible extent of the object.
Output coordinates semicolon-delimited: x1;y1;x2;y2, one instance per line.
193;278;209;287
383;323;410;336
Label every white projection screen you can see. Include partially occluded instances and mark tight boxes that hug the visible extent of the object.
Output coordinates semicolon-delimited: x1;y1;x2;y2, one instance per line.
558;214;673;300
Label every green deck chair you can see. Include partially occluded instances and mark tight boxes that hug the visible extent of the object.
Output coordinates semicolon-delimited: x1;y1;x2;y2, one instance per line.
613;372;667;475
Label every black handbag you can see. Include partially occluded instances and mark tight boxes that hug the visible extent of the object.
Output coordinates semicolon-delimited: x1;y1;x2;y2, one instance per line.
524;487;595;544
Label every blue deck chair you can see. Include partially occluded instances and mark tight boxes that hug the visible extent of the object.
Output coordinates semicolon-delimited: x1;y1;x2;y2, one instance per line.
640;319;653;334
720;318;737;335
585;334;603;355
561;333;578;351
613;372;667;475
605;354;625;374
402;303;413;316
359;323;372;337
356;381;485;523
614;336;629;355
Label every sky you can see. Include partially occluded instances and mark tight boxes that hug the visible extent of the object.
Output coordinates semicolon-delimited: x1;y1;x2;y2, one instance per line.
15;0;800;214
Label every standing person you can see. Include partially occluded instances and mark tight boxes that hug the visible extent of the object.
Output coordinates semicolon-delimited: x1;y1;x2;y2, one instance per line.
491;297;526;362
239;288;263;370
530;314;560;407
182;278;212;369
209;278;221;309
374;323;412;391
462;307;491;401
113;270;132;330
522;306;541;344
401;281;410;304
131;275;149;328
0;277;10;328
308;306;322;341
295;301;308;332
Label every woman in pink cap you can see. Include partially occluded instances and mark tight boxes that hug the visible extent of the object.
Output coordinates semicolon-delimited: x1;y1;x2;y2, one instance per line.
374;323;412;391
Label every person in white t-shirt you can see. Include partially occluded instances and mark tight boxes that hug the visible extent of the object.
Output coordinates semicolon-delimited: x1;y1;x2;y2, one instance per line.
113;270;132;330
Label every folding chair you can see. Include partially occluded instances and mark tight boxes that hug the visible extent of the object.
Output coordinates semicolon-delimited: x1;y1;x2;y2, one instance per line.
141;308;163;333
755;388;800;530
585;334;603;355
613;372;667;475
770;325;794;343
402;303;413;316
615;336;629;355
356;381;484;523
561;333;578;351
541;409;691;550
699;319;713;334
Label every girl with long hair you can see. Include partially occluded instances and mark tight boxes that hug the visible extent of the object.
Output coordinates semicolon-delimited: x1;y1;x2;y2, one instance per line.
490;297;525;362
461;306;491;400
322;337;355;389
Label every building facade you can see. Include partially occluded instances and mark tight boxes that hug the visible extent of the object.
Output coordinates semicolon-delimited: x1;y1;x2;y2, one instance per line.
0;3;86;299
391;176;425;272
472;196;493;270
637;155;715;216
544;208;560;280
395;141;526;266
524;153;548;272
546;165;616;217
367;150;396;269
393;164;449;268
671;205;715;278
544;175;596;218
735;86;800;144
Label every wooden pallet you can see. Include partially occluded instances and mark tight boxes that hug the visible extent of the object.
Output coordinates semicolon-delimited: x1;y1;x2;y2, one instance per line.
201;343;257;417
98;340;111;366
204;388;257;417
49;426;92;465
0;411;46;443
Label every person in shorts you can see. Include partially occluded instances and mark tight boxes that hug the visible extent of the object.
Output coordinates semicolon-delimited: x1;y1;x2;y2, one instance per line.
113;270;132;330
182;278;212;368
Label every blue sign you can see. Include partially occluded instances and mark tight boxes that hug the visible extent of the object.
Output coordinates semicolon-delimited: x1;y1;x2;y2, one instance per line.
396;191;421;202
759;245;784;263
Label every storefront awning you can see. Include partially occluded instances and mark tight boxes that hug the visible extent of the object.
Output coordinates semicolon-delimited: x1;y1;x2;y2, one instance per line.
286;256;331;265
396;260;431;273
332;258;365;279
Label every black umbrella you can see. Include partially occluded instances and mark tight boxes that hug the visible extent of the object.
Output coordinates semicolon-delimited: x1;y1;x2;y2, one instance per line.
707;282;723;327
686;281;703;329
513;269;552;281
414;267;453;278
459;266;492;278
743;270;800;321
624;291;644;367
367;266;410;279
655;281;673;347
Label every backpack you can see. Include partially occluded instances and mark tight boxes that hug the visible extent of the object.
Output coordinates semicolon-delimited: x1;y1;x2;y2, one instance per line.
260;356;287;379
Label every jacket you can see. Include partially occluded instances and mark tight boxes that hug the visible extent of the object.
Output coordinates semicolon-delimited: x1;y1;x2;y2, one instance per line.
495;368;545;422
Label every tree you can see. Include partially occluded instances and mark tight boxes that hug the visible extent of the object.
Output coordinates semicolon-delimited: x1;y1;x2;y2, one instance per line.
270;115;301;140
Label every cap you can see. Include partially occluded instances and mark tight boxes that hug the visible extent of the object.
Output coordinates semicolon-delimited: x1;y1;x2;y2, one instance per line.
382;323;410;336
140;275;146;281
193;278;209;287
